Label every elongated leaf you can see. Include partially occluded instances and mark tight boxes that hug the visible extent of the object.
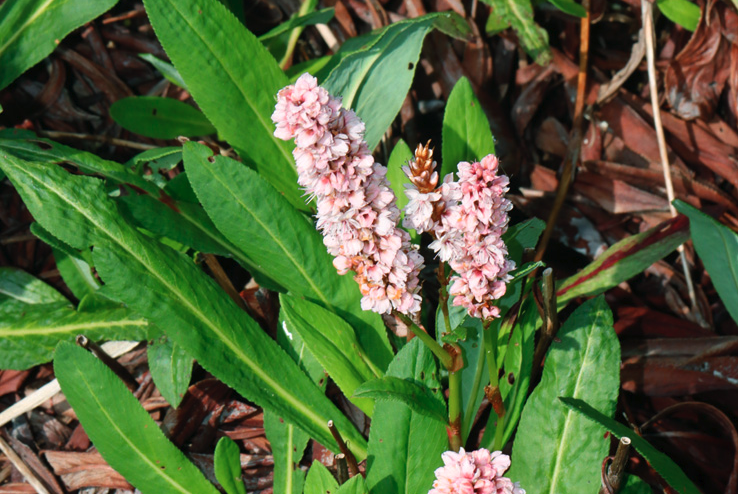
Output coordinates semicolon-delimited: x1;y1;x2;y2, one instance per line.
53;249;99;300
142;0;304;210
560;398;700;494
0;155;367;459
259;8;335;41
0;267;67;306
674;201;738;325
657;0;700;31
55;342;219;494
0;304;149;370
214;437;247;494
557;215;689;305
139;54;187;88
509;297;620;494
337;475;368;494
304;462;338;494
148;336;193;408
184;142;392;370
324;13;468;150
441;77;495;180
480;0;551;65
354;376;446;423
365;339;447;494
386;139;417;243
110;97;216;139
0;133;159;195
281;294;377;416
0;0;116;90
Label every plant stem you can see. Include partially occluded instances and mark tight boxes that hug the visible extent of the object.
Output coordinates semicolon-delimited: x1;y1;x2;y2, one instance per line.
483;319;507;449
448;369;462;451
393;312;452;369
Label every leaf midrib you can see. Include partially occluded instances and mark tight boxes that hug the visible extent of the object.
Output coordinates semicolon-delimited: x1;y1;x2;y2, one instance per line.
74;361;212;494
0;318;148;336
547;307;605;492
163;0;294;169
21;166;335;452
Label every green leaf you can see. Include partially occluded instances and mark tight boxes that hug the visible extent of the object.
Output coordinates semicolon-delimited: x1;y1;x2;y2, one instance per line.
286;56;332;82
184;142;392;370
560;397;700;494
142;0;304;211
139;54;188;89
386;139;413;213
507;260;544;283
0;267;68;306
214;437;247;494
365;338;447;494
548;0;587;17
259;8;335;41
148;336;193;408
657;0;700;31
54;342;220;494
480;0;551;65
0;155;367;460
336;475;368;494
0;0;117;90
324;13;468;150
674;201;738;325
621;475;655;494
509;297;620;494
53;248;100;300
110;97;216;139
281;294;378;416
354;376;446;423
441;77;496;180
304;462;339;494
556;215;689;306
0;134;160;195
0;304;149;370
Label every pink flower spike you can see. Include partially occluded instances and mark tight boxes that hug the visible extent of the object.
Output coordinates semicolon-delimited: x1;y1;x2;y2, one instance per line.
272;73;423;316
429;448;524;494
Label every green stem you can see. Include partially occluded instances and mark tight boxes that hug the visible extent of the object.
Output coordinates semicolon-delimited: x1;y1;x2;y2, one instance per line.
394;312;452;369
483;319;507;449
448;369;462;451
278;0;314;69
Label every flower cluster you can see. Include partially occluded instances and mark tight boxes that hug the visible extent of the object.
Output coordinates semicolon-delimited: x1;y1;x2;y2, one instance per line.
404;152;514;320
272;73;423;315
429;448;524;494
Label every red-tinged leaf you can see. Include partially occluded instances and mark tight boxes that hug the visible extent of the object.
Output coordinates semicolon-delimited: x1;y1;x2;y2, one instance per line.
557;215;689;305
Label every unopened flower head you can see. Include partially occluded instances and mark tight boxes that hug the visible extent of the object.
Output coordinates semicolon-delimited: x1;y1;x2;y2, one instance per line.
429;448;524;494
272;73;423;315
404;152;514;320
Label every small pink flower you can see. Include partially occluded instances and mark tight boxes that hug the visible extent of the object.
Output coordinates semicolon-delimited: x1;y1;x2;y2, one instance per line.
272;73;423;316
429;448;524;494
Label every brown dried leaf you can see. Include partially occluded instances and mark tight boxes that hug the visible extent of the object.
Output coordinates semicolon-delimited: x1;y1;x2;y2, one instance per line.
574;171;669;214
0;371;30;397
42;451;132;491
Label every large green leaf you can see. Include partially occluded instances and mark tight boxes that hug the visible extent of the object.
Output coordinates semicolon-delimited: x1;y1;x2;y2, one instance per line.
142;0;304;210
0;0;117;90
674;201;738;325
0;303;149;370
365;338;447;494
184;142;392;370
214;437;247;494
0;267;68;307
560;398;700;494
281;294;377;416
509;297;620;494
441;77;496;180
54;342;220;494
323;14;468;150
337;475;368;494
557;215;689;306
353;376;446;423
53;248;100;300
259;8;335;41
110;97;216;139
0;154;367;459
147;336;193;408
